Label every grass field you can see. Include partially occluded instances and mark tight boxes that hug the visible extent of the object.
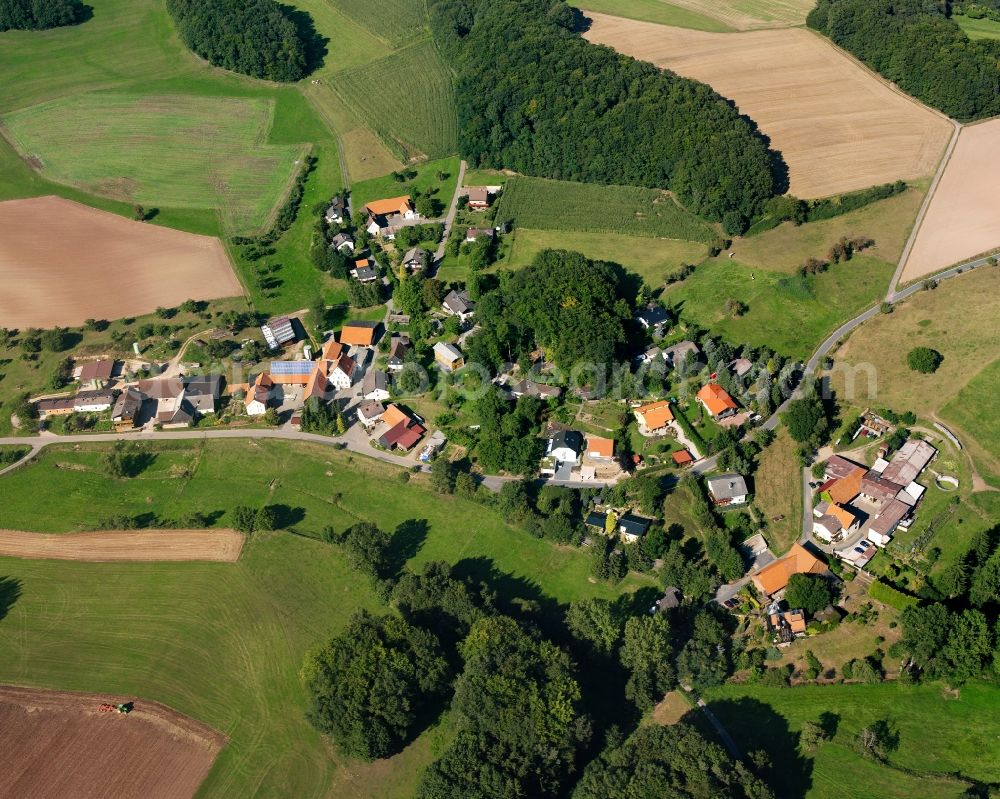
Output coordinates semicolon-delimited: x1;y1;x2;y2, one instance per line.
955;13;1000;40
734;188;925;274
0;439;653;797
753;430;802;555
828;268;1000;419
351;155;461;214
579;0;731;30
335;39;458;161
666;256;894;359
331;0;429;45
583;17;952;199
504;228;708;286
495;176;718;243
3;93;305;234
940;358;1000;485
704;681;1000;799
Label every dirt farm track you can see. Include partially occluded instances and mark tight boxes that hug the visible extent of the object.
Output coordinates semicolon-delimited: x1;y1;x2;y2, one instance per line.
0;196;243;328
583;13;952;198
0;685;226;799
0;529;245;562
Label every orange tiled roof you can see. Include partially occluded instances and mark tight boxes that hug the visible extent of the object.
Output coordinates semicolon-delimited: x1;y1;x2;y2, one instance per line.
672;449;694;465
586;435;614;458
753;543;826;596
381;404;410;429
321;339;344;362
828;467;865;505
339;323;377;347
364;196;412;216
827;503;857;530
697;383;738;417
635;400;673;430
302;365;328;401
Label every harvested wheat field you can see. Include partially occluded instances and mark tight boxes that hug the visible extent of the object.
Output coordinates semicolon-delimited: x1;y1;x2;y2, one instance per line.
0;196;242;328
583;14;952;198
903;120;1000;282
0;529;244;562
0;685;226;799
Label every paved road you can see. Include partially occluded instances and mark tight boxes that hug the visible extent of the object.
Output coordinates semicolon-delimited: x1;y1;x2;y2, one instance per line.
433;159;467;266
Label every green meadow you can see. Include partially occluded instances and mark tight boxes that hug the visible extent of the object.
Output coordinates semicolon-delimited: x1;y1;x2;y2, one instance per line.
0;439;653;798
940;358;1000;486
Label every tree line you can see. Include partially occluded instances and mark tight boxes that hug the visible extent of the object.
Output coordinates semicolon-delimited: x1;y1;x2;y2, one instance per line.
428;0;778;231
0;0;85;31
165;0;314;82
808;0;1000;120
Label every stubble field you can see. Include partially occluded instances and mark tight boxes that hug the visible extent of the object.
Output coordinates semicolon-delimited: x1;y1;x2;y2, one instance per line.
583;14;952;198
0;685;225;799
0;529;244;562
0;196;242;328
903;120;1000;282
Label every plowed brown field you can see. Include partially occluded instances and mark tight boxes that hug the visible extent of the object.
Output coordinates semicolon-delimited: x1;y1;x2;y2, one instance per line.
0;196;243;328
0;529;244;562
582;14;952;198
0;685;226;799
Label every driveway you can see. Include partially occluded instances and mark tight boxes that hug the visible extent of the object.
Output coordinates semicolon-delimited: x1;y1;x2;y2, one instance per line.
433;159;467;267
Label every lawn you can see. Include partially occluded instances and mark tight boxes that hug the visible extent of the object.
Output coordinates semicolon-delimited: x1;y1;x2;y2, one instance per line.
577;0;732;30
753;430;802;555
955;13;1000;40
504;228;709;287
495;176;718;243
733;187;925;274
351;155;461;215
0;439;654;797
704;680;1000;799
334;39;458;161
827;268;1000;419
665;256;895;359
3;92;306;234
939;358;1000;485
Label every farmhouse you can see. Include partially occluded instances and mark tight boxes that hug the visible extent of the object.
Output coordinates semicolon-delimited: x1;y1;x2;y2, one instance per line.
824;455;865;481
111;387;143;430
465;187;491;210
707;474;749;506
867;497;912;546
339;321;380;347
321;338;344;363
325;196;346;224
261;316;296;350
245;372;273;416
302;365;329;402
77;359;118;389
387;336;409;371
357;400;385;428
697;383;738;420
812;501;859;542
269;360;317;386
136;376;220;427
402;247;429;272
361;369;390;401
433;342;464;372
377;404;425;451
442;289;475;321
633;400;673;434
881;439;936;486
329;355;358;391
73;389;115;413
824;466;865;505
752;543;827;598
364;196;416;219
35;397;75;418
330;232;354;253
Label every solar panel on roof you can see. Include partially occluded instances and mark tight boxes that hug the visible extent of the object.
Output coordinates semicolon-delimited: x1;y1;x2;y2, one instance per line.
270;360;314;375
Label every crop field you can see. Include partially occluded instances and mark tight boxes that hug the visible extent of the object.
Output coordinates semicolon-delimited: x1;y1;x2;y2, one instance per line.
0;685;225;799
828;268;1000;419
665;256;894;359
504;229;707;286
335;39;458;161
494;176;717;242
3;93;305;234
0;196;241;326
752;431;801;555
331;0;428;45
903;121;1000;282
579;0;730;30
0;530;244;562
940;359;1000;485
0;197;242;328
705;681;1000;799
583;16;953;198
733;187;925;274
955;14;1000;40
0;439;652;798
584;0;812;30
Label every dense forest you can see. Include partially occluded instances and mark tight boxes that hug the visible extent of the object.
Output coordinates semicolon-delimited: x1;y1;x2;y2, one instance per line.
807;0;1000;120
428;0;777;231
0;0;86;31
165;0;312;82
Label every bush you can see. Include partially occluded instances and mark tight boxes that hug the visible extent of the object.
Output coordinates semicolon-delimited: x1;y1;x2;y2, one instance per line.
906;347;943;374
868;578;919;610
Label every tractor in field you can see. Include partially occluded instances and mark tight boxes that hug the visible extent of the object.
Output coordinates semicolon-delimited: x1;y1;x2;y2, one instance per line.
98;702;134;714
